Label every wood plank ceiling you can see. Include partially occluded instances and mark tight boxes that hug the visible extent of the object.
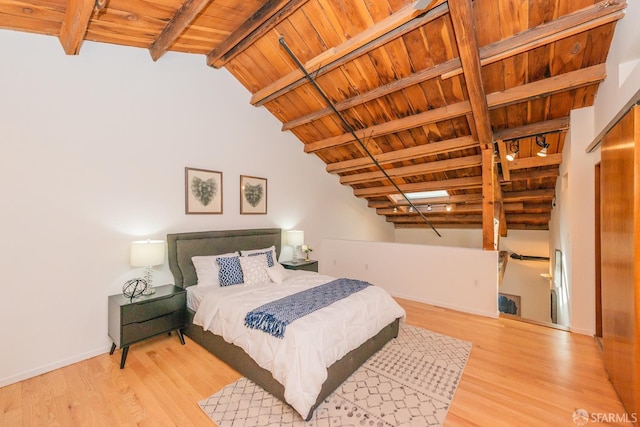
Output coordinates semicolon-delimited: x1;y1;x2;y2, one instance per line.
1;0;627;247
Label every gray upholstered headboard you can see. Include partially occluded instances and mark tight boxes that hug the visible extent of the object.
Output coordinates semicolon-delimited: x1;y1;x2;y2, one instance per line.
167;228;282;288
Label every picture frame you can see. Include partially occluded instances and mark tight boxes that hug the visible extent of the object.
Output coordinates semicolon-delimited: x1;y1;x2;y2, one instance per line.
185;167;223;214
240;175;267;214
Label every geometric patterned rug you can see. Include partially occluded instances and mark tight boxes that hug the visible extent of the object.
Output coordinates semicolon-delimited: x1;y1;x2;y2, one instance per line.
198;323;472;426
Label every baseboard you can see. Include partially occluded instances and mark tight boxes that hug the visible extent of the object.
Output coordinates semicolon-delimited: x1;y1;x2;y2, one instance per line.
0;344;112;388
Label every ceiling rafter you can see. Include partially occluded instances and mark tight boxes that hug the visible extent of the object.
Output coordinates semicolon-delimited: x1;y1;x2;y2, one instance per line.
251;2;450;106
327;136;477;174
304;65;604;154
279;0;622;131
59;0;104;55
149;0;212;61
339;155;482;185
206;0;305;68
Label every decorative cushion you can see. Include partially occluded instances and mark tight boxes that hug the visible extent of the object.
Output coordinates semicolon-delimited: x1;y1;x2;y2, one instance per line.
217;256;244;286
239;253;270;286
266;263;289;284
192;252;238;287
241;246;276;267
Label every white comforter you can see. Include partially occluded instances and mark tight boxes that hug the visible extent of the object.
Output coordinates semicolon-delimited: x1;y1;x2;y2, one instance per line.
192;271;406;418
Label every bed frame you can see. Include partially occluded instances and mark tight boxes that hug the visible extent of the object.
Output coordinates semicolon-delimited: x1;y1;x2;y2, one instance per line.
166;228;400;421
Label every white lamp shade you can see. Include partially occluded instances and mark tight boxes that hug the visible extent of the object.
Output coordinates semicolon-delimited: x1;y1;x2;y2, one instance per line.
130;240;165;267
287;230;304;247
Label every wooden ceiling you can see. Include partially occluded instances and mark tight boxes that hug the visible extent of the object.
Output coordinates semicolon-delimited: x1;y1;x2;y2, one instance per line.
1;0;627;246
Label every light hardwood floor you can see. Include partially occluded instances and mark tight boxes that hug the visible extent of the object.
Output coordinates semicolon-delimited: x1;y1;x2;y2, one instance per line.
0;298;631;426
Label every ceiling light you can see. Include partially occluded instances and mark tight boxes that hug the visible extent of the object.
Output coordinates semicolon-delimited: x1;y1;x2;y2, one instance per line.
536;134;549;157
506;140;519;161
426;204;432;211
445;204;453;212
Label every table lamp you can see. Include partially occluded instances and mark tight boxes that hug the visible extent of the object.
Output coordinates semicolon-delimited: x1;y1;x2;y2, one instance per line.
130;239;165;295
287;230;304;263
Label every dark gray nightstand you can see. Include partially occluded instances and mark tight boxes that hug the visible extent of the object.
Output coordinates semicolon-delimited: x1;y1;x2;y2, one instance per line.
281;259;319;272
108;284;186;368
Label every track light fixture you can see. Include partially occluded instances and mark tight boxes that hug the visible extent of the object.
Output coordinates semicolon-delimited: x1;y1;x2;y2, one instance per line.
506;140;519;161
536;134;549;157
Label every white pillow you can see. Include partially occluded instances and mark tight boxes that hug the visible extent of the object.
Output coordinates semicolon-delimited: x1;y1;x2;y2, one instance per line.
239;253;270;285
192;252;238;287
240;246;277;267
266;262;289;284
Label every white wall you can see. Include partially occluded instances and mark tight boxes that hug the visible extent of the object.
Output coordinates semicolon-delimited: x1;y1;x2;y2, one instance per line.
320;239;498;318
499;230;552;324
395;228;483;248
548;0;640;335
0;30;394;386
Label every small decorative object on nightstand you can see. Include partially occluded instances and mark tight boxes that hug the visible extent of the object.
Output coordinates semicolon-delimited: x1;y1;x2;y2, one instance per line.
281;259;318;273
108;284;186;369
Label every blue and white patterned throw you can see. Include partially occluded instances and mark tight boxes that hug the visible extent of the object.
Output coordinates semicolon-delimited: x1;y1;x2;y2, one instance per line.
244;278;371;338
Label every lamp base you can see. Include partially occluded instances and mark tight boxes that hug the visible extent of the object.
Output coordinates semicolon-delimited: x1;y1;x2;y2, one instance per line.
142;266;156;295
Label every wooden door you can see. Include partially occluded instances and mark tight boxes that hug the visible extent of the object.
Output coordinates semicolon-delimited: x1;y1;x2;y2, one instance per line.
600;105;639;419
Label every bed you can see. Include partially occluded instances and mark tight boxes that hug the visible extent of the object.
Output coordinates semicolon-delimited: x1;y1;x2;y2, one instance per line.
167;228;404;420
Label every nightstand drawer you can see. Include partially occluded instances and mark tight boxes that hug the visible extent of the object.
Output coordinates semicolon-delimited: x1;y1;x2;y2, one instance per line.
121;309;186;345
121;292;186;325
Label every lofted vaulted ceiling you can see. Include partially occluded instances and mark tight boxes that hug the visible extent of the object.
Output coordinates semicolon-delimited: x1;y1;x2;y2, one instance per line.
1;0;627;247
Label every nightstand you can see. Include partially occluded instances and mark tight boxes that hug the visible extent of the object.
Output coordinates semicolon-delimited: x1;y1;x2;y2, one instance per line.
281;259;319;272
108;284;186;369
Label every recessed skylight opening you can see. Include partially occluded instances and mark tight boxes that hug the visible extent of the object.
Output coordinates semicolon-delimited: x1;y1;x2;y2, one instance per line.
388;190;449;203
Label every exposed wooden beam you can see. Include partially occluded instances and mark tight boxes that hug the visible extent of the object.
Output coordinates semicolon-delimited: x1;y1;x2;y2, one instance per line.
497;139;511;181
494;117;570;142
486;64;605;109
304;65;602;153
207;0;304;68
481;148;498;249
280;1;620;131
305;102;471;153
282;59;461;130
340;155;482;185
327;136;477;174
353;176;483;198
507;167;560;181
394;222;550;230
508;153;562;170
251;3;450;105
503;189;555;202
449;0;493;150
149;0;212;61
59;0;99;55
378;202;524;215
442;0;627;79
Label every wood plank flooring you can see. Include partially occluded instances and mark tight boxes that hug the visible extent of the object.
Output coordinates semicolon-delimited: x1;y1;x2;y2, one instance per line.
0;298;631;426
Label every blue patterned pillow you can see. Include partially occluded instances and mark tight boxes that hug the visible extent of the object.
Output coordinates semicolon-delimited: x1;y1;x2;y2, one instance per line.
217;256;244;286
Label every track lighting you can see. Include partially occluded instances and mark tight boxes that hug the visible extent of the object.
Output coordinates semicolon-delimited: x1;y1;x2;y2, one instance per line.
536;134;549;157
506;140;519;161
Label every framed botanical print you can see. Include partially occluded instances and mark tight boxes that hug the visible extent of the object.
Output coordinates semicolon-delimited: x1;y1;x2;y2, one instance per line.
240;175;267;214
185;167;223;214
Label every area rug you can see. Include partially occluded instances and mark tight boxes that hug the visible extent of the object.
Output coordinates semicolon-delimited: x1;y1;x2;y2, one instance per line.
198;323;472;427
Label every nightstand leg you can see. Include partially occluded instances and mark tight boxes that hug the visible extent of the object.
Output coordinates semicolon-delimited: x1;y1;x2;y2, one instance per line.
109;342;116;355
120;346;129;369
177;329;185;345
